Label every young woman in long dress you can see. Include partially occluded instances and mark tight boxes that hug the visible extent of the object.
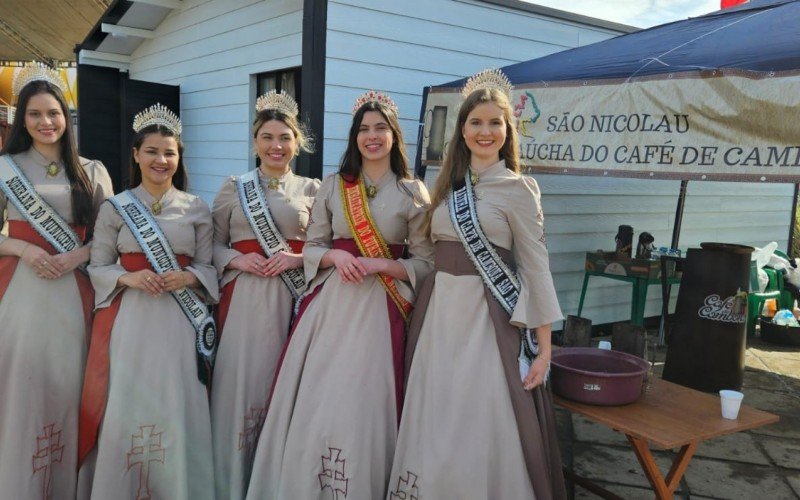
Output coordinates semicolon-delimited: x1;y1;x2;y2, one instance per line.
77;105;217;500
211;91;320;499
0;65;113;500
246;92;434;499
388;70;568;499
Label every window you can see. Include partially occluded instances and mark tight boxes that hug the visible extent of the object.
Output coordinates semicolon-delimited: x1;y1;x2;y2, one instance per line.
256;68;302;108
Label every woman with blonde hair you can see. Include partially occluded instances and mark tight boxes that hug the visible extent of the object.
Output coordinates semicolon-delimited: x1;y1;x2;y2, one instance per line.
0;63;112;499
210;90;320;499
246;91;434;499
389;69;567;499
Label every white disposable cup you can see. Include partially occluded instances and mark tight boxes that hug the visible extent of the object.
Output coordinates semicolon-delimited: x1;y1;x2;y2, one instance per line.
598;341;612;350
719;390;744;419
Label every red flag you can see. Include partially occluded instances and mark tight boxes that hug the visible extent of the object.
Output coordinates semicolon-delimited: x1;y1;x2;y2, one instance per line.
721;0;748;8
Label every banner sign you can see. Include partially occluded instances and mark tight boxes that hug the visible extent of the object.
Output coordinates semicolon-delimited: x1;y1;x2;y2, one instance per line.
421;70;800;182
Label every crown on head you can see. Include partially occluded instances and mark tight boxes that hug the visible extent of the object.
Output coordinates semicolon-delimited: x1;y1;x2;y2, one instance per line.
255;90;299;117
132;103;182;136
352;90;399;116
461;68;513;99
12;61;67;96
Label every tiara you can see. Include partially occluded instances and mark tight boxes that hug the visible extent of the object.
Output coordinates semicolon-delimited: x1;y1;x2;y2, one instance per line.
11;61;67;96
461;68;513;99
352;90;399;116
132;103;182;135
256;90;299;117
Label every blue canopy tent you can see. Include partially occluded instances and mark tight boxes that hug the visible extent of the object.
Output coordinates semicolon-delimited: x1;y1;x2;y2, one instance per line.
416;0;800;251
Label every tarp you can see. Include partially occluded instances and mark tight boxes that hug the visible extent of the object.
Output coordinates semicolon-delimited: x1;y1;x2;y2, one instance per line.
418;0;800;183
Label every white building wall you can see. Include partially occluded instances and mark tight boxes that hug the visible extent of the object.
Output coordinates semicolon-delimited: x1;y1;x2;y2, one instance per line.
127;0;304;202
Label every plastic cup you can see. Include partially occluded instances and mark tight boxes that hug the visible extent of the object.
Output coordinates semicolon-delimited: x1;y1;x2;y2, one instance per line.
719;390;744;419
598;341;612;350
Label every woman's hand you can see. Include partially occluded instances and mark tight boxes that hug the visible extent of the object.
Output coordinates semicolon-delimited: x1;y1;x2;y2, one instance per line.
263;251;303;277
523;356;550;391
327;249;367;284
356;257;387;277
51;246;91;276
228;252;270;277
20;244;66;280
160;270;198;292
119;270;164;296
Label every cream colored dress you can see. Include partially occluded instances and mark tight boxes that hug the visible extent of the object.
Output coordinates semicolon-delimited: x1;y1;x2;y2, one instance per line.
0;149;112;500
389;161;565;499
245;172;434;500
211;170;319;500
79;185;218;500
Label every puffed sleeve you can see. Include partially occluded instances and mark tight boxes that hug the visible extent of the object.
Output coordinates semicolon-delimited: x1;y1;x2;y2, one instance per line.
304;177;322;198
84;159;114;212
88;201;128;308
397;179;434;292
212;177;243;280
302;174;335;282
508;176;563;329
185;196;220;304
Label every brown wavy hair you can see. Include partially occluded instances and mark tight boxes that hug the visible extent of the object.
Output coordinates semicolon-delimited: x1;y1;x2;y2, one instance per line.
428;88;519;212
1;80;94;230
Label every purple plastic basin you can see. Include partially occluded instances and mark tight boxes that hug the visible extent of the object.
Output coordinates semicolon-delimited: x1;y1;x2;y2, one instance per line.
551;347;651;406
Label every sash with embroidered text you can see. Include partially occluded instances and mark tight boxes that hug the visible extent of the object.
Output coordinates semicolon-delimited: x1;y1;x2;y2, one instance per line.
340;175;412;322
235;170;305;299
448;178;542;380
108;190;216;385
0;154;81;253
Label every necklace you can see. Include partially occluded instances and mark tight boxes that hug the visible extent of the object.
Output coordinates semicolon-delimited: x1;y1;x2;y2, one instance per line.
267;177;280;190
150;198;163;216
45;161;61;178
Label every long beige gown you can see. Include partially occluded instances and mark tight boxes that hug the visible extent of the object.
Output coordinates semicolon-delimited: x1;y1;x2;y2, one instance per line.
211;169;319;500
0;149;112;500
389;160;567;499
78;185;218;500
246;172;434;500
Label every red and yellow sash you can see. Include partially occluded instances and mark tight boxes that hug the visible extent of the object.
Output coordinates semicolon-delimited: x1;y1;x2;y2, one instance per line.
340;175;412;322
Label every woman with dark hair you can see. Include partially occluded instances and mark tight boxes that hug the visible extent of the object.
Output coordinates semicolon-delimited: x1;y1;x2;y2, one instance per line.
388;69;566;499
210;91;320;499
246;92;434;499
77;104;217;499
0;63;112;499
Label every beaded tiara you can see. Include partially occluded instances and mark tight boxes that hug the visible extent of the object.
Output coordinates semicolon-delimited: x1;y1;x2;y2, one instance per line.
255;90;299;117
132;103;182;136
11;61;67;96
352;90;399;116
461;68;513;99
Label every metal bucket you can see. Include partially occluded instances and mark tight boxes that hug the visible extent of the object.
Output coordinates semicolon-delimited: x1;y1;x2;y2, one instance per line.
662;242;752;392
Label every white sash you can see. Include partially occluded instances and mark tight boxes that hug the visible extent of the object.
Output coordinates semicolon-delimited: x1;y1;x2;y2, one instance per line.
0;154;81;253
235;170;306;299
108;190;216;383
448;179;542;380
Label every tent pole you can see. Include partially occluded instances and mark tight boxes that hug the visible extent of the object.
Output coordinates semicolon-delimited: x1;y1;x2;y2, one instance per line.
658;180;688;346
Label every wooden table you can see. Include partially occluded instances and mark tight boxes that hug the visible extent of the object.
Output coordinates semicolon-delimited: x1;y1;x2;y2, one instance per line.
555;377;779;499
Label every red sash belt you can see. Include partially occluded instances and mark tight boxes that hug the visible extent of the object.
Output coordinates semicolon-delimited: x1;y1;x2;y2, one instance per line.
120;252;191;272
332;238;405;260
8;220;87;255
231;238;305;256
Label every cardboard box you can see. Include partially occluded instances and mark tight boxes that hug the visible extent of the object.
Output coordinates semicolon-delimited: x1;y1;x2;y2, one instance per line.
585;251;674;279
